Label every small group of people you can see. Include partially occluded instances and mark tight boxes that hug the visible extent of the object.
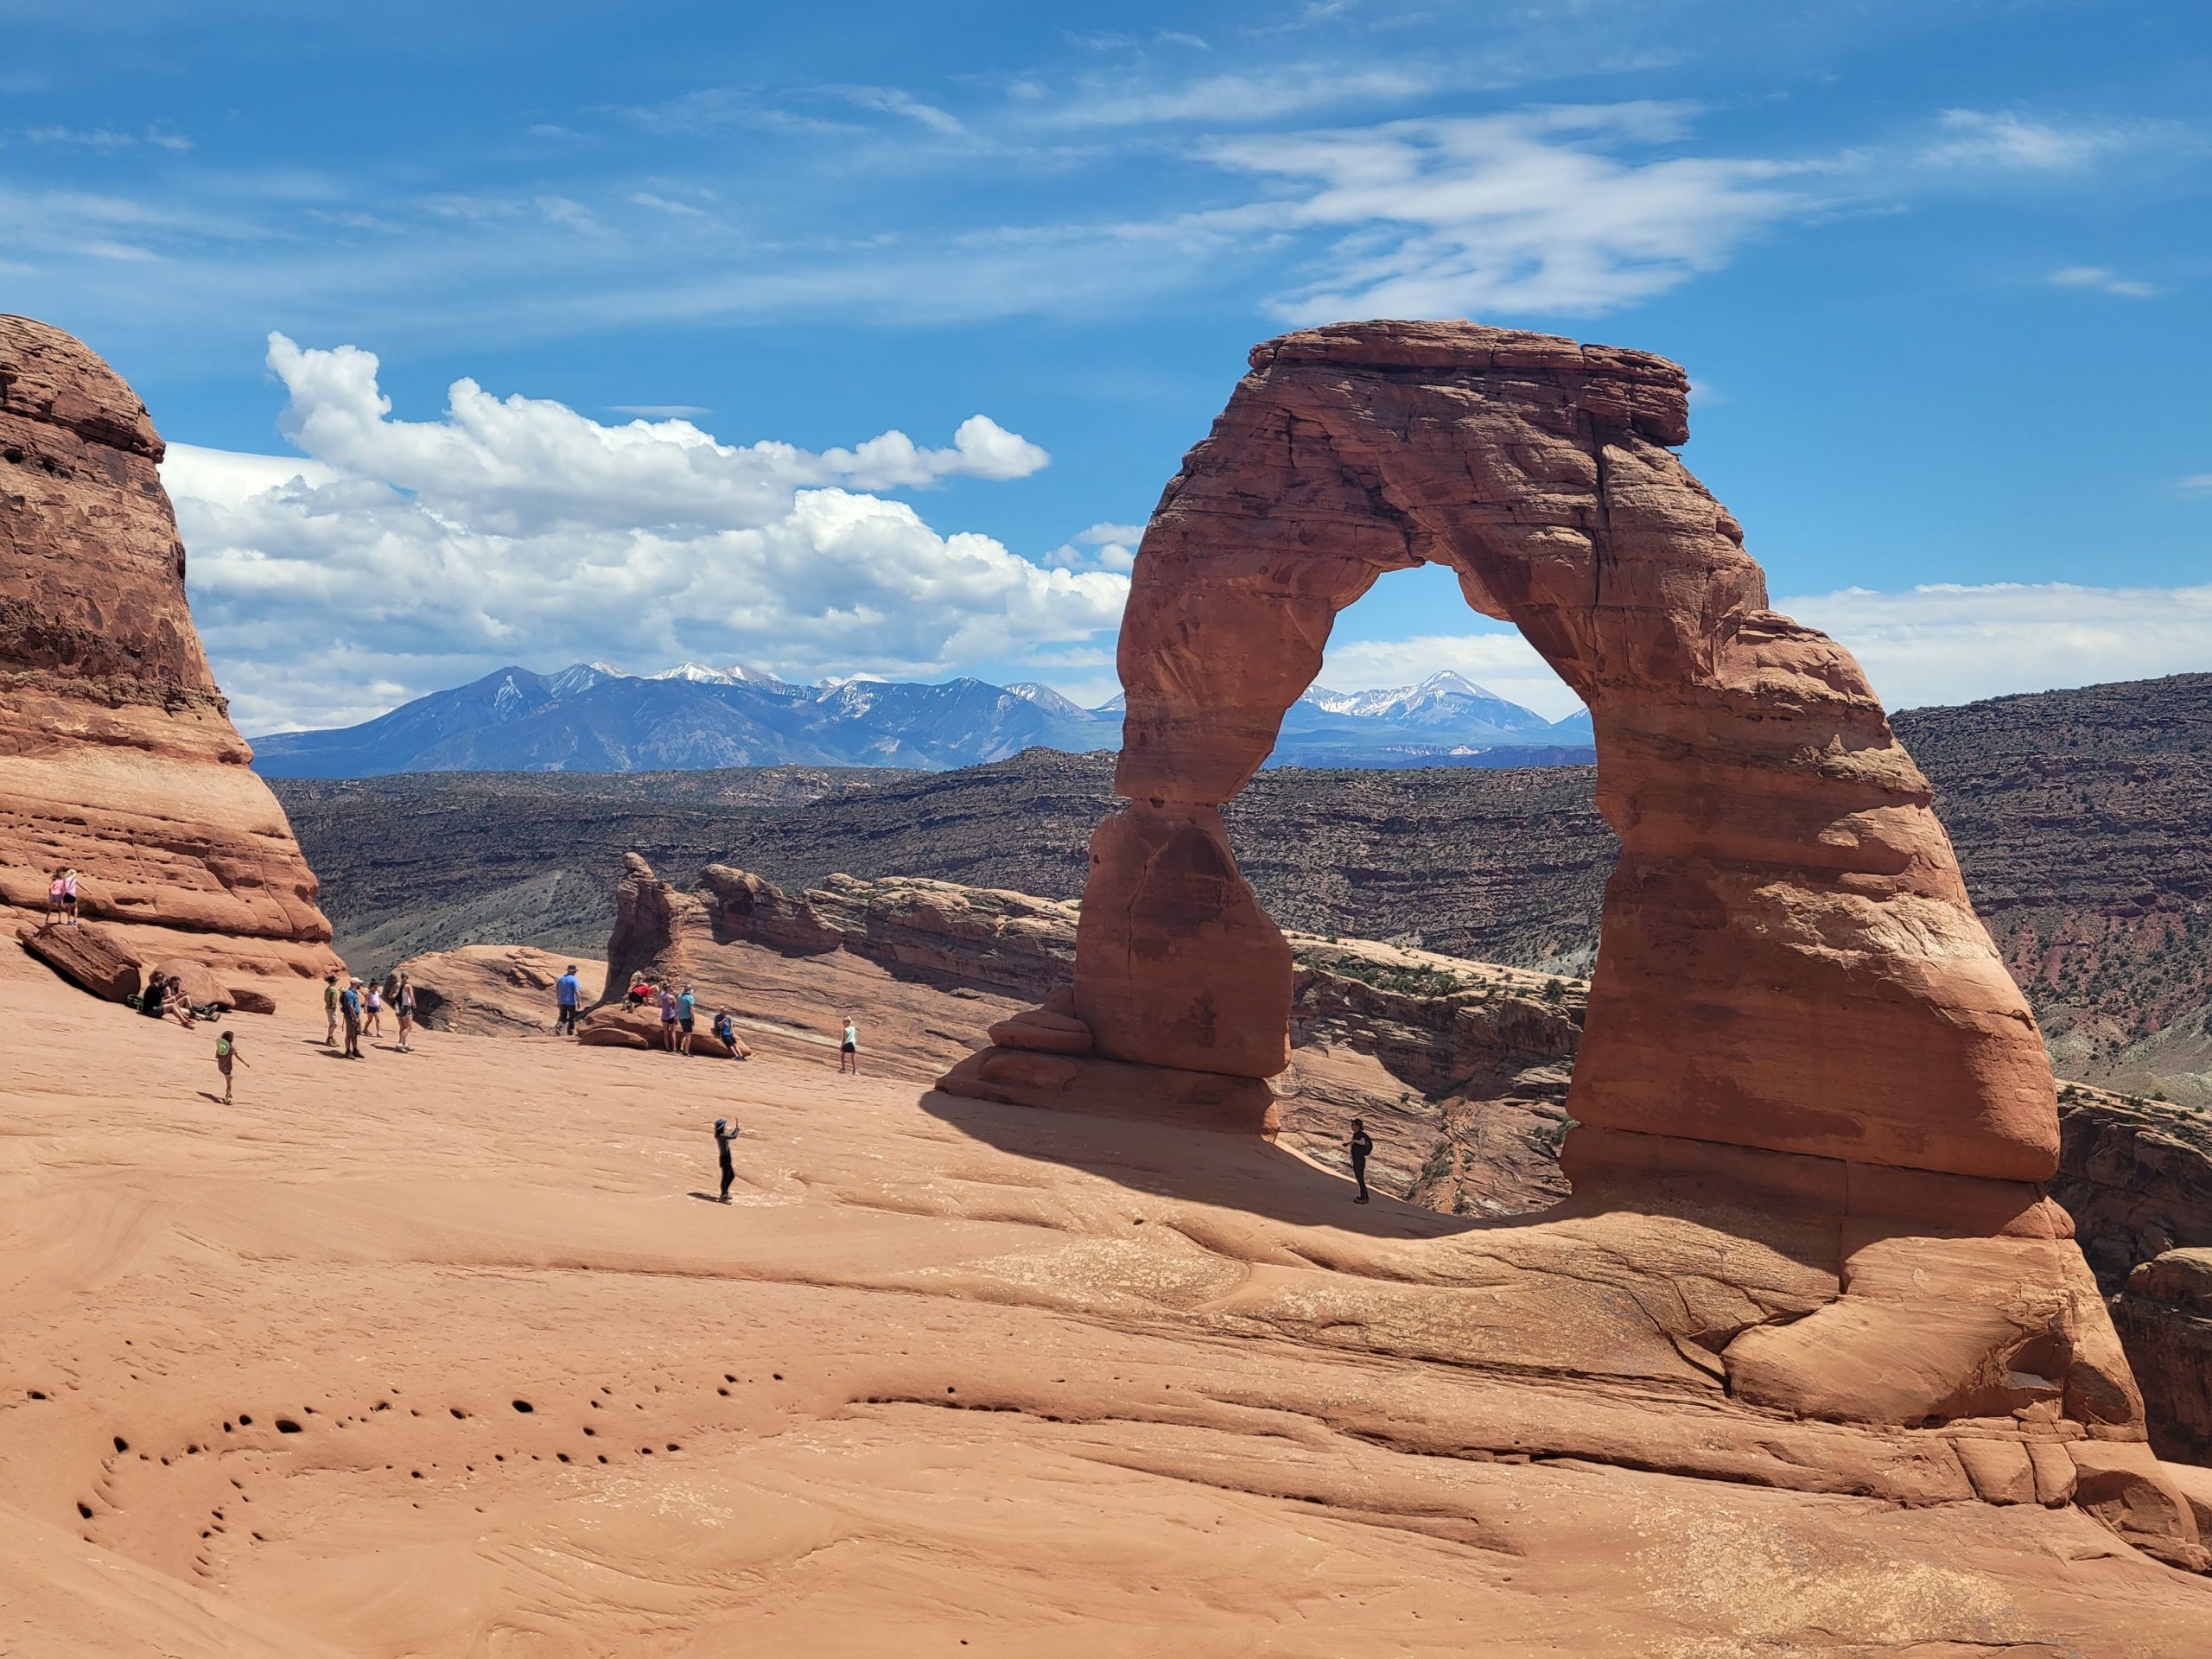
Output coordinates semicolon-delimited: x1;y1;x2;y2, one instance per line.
44;867;81;925
322;969;417;1058
137;970;207;1028
616;971;755;1060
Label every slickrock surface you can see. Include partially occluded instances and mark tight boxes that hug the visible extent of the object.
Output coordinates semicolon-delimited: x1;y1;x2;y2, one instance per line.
602;857;1583;1213
4;952;2212;1656
0;315;337;983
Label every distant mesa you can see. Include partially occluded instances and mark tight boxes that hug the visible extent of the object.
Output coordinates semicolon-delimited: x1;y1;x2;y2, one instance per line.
0;314;340;986
244;658;1595;778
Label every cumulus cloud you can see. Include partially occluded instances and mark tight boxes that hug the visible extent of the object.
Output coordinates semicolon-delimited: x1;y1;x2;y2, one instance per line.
1210;103;1815;321
1042;519;1144;573
165;337;1122;731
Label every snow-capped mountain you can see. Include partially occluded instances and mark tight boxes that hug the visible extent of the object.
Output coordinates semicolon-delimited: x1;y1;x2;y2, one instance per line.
248;662;1592;779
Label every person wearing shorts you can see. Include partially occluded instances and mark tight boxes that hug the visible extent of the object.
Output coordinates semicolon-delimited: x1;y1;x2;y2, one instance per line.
555;966;581;1036
340;980;365;1059
676;985;697;1055
659;988;680;1053
322;972;341;1046
394;974;417;1052
839;1016;859;1076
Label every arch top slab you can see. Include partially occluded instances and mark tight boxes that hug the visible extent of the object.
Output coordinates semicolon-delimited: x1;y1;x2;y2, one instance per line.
1082;317;2061;1185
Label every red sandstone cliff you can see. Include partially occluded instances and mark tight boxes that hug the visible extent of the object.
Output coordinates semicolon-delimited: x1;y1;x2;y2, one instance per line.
0;315;338;981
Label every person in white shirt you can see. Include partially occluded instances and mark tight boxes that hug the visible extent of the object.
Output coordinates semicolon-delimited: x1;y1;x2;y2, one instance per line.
839;1016;859;1076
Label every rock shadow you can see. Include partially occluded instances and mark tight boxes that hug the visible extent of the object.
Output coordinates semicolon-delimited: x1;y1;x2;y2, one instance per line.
920;1087;1498;1240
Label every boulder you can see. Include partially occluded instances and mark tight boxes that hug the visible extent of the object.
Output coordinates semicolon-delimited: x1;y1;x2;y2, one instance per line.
146;957;232;1012
575;1005;739;1059
0;317;340;978
225;986;277;1016
20;920;141;1001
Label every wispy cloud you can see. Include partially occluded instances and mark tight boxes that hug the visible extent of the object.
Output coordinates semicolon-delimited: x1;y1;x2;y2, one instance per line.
1920;108;2126;170
1043;63;1435;126
23;123;192;153
2050;264;2162;298
1212;102;1817;321
822;85;965;137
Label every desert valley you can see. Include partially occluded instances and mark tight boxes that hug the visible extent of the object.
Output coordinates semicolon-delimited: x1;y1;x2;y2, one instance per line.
6;298;2212;1659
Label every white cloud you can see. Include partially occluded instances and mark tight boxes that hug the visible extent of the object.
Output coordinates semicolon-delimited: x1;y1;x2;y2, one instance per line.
1779;582;2212;711
1043;519;1144;573
1315;580;2212;723
823;86;966;137
1210;103;1815;321
2049;264;2162;299
2179;474;2212;493
1045;63;1435;127
164;338;1122;731
1921;109;2120;171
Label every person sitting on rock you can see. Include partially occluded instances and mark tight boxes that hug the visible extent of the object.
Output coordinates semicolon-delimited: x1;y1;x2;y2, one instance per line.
626;972;656;1007
166;976;199;1029
139;974;168;1020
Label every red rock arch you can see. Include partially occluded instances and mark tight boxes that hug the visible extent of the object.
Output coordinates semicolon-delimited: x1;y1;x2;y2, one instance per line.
1072;320;2058;1188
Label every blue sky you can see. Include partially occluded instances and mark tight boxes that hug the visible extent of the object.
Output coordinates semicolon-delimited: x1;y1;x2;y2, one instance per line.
3;0;2208;730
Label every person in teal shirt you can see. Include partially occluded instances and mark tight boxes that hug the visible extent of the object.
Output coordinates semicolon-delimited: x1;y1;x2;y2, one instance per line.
676;985;696;1056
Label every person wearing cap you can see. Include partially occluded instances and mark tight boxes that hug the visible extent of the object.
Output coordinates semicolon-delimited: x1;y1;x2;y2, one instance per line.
339;978;365;1059
713;1117;741;1203
555;964;582;1035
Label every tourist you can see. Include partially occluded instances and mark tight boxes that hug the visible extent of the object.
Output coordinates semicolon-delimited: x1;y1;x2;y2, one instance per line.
322;971;341;1046
658;986;680;1052
676;983;696;1055
340;978;364;1058
1349;1118;1373;1205
839;1015;859;1076
626;971;655;1007
712;1010;735;1050
394;973;417;1052
51;867;81;926
166;976;199;1029
363;977;385;1038
555;964;582;1035
45;868;66;925
139;974;168;1020
214;1029;248;1104
713;1117;740;1203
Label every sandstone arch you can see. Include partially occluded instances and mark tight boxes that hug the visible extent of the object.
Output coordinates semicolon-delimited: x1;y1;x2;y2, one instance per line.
1081;320;2055;1186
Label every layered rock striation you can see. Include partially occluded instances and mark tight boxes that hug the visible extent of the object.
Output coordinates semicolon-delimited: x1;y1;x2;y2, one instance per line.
0;315;337;981
944;319;2208;1569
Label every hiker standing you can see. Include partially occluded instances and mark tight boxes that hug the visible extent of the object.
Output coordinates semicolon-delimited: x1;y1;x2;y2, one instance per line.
214;1029;248;1104
555;965;582;1035
658;987;680;1053
1349;1119;1374;1204
676;984;697;1056
340;979;365;1058
322;972;341;1046
363;978;385;1038
50;868;80;925
394;973;417;1052
713;1117;741;1203
839;1015;859;1076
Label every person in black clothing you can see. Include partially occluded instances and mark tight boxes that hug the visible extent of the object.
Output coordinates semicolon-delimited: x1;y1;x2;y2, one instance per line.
1349;1118;1373;1204
714;1117;740;1203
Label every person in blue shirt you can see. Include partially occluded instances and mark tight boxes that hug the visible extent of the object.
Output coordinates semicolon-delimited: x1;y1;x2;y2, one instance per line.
554;965;581;1036
675;985;697;1056
339;978;365;1059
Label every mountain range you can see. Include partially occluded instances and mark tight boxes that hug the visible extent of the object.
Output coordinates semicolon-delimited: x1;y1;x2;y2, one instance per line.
246;663;1593;778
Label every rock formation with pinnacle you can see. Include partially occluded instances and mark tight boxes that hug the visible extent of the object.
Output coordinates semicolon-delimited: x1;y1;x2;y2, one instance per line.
0;315;339;984
941;318;2211;1570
